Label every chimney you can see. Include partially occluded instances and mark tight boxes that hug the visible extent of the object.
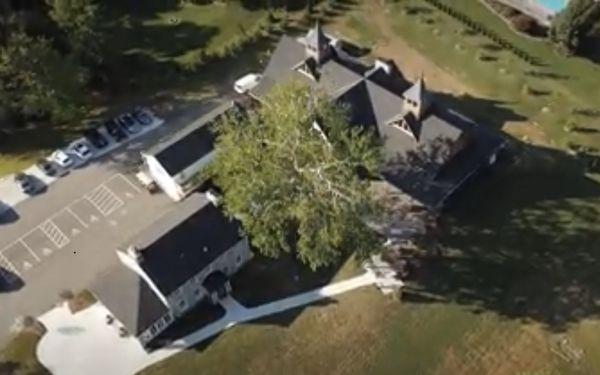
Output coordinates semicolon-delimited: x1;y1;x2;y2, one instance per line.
374;59;392;75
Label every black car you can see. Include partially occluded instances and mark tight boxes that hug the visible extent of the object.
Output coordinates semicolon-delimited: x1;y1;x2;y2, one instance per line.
83;128;109;149
14;173;37;195
132;109;153;126
36;158;57;177
104;119;127;142
117;114;140;134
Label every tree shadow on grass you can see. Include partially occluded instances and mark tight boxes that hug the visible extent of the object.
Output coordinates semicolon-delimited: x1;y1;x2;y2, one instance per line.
404;137;600;332
434;92;528;131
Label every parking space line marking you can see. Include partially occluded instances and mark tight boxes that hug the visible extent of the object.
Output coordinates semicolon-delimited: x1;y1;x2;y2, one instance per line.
19;239;41;262
40;220;70;248
112;173;141;193
0;253;20;277
86;185;123;217
66;207;88;228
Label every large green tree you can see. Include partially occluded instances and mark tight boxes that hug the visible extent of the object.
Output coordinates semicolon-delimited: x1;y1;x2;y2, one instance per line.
46;0;102;64
208;83;383;269
0;33;86;122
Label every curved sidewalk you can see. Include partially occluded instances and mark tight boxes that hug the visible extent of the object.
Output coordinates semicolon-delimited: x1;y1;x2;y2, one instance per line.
37;272;380;375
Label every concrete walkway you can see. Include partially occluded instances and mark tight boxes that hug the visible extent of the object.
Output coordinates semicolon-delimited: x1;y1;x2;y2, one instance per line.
37;272;383;375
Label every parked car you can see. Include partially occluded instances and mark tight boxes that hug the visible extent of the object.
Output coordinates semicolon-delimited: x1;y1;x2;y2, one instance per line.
69;141;93;161
14;173;37;195
131;108;153;126
50;149;74;168
117;114;140;134
36;158;58;177
83;127;109;149
234;73;262;94
104;119;127;142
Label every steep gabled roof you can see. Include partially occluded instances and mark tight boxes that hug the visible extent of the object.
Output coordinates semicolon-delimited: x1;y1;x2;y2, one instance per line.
365;61;411;96
305;20;329;51
403;76;428;106
91;264;169;336
147;102;234;176
133;193;243;296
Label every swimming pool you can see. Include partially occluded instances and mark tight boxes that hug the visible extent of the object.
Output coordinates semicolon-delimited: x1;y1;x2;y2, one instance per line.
536;0;568;13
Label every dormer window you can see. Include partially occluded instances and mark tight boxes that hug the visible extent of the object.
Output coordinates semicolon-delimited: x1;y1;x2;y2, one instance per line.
387;112;419;141
293;58;320;81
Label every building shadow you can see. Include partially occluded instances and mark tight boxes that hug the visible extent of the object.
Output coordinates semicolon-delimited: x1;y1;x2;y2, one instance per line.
402;136;600;332
246;297;337;327
433;92;528;131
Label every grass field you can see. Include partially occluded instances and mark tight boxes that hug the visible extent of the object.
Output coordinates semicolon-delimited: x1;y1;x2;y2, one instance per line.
384;0;600;150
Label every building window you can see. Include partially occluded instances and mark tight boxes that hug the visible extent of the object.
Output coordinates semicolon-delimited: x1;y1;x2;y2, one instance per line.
179;299;187;309
236;254;242;265
194;289;201;296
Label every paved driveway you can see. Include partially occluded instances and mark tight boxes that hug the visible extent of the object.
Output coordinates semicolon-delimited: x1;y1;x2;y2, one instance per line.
0;96;229;347
37;273;380;375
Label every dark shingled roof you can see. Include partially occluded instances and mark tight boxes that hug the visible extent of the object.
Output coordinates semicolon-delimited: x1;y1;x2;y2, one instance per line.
252;25;506;208
147;102;233;176
134;193;243;296
382;107;505;208
305;20;328;50
91;264;168;336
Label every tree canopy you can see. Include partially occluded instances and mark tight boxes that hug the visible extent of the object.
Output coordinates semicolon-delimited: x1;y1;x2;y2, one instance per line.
550;0;600;54
208;83;383;269
0;33;86;122
0;0;101;124
46;0;103;64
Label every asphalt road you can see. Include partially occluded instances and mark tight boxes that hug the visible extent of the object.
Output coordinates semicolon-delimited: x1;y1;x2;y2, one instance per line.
0;96;228;347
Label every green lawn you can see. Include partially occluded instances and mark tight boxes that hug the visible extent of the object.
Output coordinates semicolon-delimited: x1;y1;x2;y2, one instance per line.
385;0;600;150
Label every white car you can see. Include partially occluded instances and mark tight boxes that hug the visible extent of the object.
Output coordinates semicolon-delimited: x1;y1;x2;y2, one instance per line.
51;149;74;168
234;73;262;94
69;141;94;161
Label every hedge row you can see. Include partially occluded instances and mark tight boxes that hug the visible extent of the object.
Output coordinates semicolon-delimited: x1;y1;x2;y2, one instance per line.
421;0;542;66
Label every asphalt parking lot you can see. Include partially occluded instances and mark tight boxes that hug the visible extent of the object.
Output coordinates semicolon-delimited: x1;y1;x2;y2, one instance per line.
0;96;231;346
0;174;142;283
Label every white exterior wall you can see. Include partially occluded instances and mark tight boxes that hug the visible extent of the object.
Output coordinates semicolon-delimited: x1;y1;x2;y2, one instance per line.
166;237;252;317
138;311;174;345
144;151;215;202
144;154;185;201
172;151;215;187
